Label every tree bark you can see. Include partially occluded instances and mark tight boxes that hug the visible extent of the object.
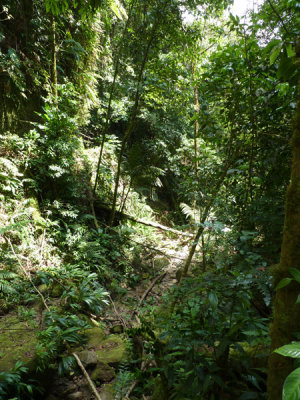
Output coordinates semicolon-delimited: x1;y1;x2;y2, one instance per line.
267;80;300;399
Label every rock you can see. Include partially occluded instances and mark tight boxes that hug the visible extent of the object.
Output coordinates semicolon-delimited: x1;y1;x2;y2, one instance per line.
51;284;63;297
82;327;127;369
109;324;123;334
77;350;98;367
37;283;49;294
99;383;115;400
91;362;115;383
0;314;38;371
85;327;106;347
95;335;128;367
67;392;83;400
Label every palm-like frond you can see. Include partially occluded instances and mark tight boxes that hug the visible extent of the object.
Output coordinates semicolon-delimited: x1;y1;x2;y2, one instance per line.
180;203;200;223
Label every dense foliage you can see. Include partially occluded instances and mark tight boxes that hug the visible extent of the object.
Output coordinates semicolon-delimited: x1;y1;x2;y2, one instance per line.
0;0;299;399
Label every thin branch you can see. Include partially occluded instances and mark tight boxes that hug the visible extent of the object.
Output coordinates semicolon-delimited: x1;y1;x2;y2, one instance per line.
108;295;129;328
72;352;102;400
266;0;291;35
170;149;241;312
121;359;150;400
6;237;50;312
130;272;166;319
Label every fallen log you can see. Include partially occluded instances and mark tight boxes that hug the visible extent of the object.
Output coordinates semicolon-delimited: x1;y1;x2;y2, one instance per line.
94;201;193;237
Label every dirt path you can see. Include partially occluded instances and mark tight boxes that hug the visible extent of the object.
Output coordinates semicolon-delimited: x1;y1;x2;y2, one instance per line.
109;229;202;326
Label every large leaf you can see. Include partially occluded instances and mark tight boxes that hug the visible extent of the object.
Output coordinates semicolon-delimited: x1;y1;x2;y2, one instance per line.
286;44;296;58
275;342;300;358
276;278;292;290
283;368;300;400
289;268;300;284
270;44;281;65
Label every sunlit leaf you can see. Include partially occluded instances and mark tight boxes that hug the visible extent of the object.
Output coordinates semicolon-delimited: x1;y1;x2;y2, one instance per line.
282;368;300;400
275;343;300;359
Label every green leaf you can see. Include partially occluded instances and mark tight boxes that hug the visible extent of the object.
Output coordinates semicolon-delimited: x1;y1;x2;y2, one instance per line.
110;0;128;20
275;343;300;358
283;368;300;400
276;278;292;290
289;268;300;283
208;292;218;307
286;44;296;58
270;45;281;65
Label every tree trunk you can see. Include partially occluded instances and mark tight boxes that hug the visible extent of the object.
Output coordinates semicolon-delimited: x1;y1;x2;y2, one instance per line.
178;157;234;285
192;61;199;179
93;0;136;197
108;17;160;226
267;80;300;399
51;14;57;99
243;32;256;212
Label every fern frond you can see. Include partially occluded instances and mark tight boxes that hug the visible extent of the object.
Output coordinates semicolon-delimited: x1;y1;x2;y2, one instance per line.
0;270;18;280
180;203;200;223
0;280;16;294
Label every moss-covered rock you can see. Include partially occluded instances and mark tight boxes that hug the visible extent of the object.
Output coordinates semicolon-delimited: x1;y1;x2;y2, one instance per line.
109;324;123;334
91;362;115;383
0;314;38;371
51;284;64;298
83;328;127;367
85;326;106;346
77;350;98;367
37;283;49;294
94;335;127;367
99;383;115;400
